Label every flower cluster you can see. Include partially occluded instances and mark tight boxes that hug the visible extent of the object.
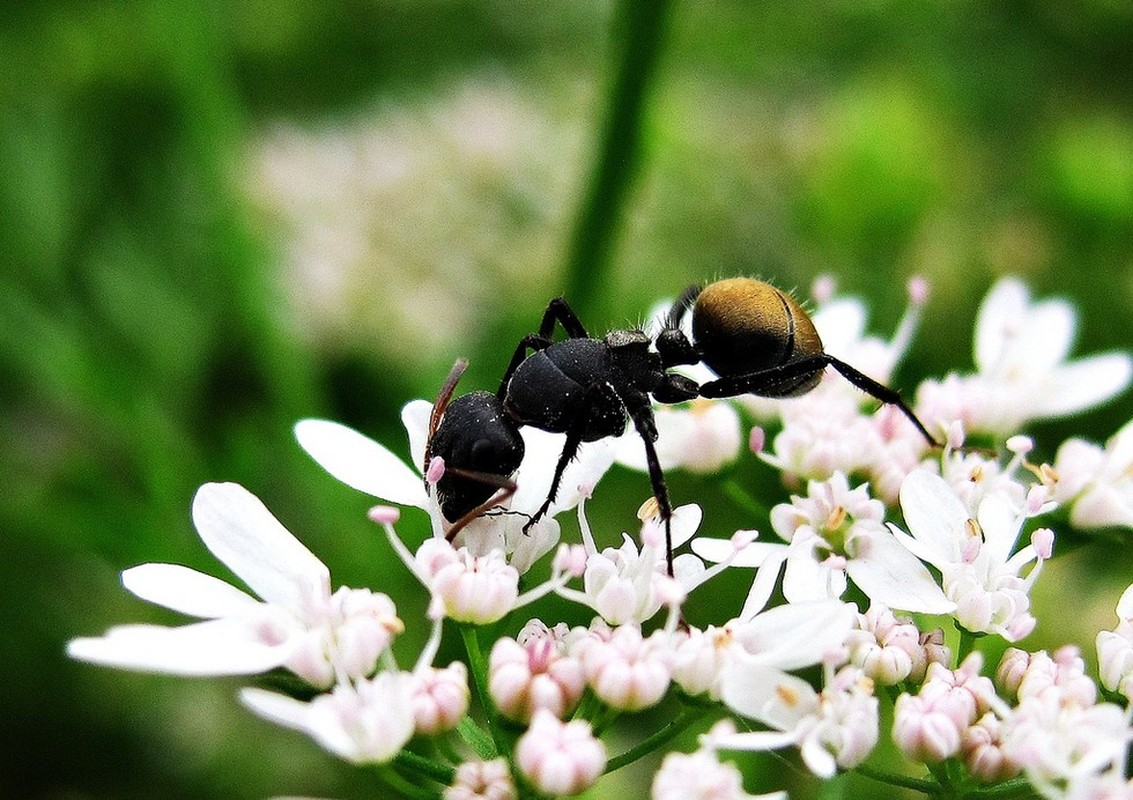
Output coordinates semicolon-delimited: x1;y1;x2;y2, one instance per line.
70;276;1133;799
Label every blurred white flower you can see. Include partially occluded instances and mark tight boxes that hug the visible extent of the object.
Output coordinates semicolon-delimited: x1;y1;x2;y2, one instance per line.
444;758;516;800
651;740;787;800
241;671;417;764
917;277;1132;436
68;483;402;687
1053;418;1133;529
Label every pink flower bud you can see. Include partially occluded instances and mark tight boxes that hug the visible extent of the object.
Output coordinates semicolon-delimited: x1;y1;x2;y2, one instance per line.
996;648;1031;699
417;539;519;625
444;758;515;800
426;456;446;485
414;662;470;735
576;625;672;711
961;713;1019;783
488;635;584;723
893;693;963;762
907;275;929;306
515;710;606;797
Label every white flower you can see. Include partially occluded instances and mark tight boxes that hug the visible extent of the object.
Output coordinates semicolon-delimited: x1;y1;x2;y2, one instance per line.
295;399;614;572
1053;418;1133;529
766;472;954;614
916;277;1132;436
555;500;706;625
615;398;742;475
714;664;879;777
892;470;1051;641
651;743;787;800
1001;687;1131;799
240;671;417;764
68;483;402;687
1097;585;1133;700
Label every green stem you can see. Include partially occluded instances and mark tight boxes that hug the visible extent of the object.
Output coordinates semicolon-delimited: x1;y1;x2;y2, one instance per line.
562;0;673;315
721;478;774;521
394;750;455;785
603;705;708;773
854;762;943;795
459;624;507;753
376;764;441;800
969;777;1041;799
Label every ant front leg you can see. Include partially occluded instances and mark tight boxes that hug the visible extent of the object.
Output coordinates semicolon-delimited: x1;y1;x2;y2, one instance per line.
624;392;677;577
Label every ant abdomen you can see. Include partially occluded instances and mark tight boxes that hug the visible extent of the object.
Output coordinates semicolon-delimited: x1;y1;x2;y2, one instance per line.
692;277;824;397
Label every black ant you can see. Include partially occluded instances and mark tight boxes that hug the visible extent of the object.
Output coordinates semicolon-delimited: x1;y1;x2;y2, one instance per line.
426;277;938;575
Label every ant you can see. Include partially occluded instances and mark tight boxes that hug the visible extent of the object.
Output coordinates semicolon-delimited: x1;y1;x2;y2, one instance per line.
426;277;938;575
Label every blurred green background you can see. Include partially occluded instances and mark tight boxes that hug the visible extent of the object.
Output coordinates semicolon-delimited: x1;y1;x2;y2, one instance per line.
3;1;1133;798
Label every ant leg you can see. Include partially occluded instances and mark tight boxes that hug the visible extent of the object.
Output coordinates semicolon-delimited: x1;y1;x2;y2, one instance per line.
624;394;676;577
699;355;940;447
824;356;940;447
666;284;702;330
538;297;590;340
498;333;553;398
425;359;470;473
521;381;615;534
656;285;703;368
522;425;585;534
697;354;830;399
497;299;593;398
443;467;518;540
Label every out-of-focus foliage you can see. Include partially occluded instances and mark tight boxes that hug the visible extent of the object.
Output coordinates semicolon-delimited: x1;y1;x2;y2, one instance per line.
1;1;1131;798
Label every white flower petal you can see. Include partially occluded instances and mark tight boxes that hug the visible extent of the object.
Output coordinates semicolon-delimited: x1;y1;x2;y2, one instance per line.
812;298;867;359
898;471;968;567
1020;297;1076;370
782;536;839;603
720;660;817;730
68;620;293;675
122;563;260;618
739;552;787;621
735;600;855;671
192;483;330;610
975;493;1020;566
668;504;703;549
845;533;954;614
295;418;428;508
1030;353;1133;419
974;278;1029;372
691;537;785;568
401;400;433;477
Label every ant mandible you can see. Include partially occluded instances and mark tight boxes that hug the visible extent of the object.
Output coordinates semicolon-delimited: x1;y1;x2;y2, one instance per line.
426;277;938;576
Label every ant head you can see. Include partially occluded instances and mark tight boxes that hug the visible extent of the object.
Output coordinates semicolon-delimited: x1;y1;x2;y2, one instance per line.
692;277;824;377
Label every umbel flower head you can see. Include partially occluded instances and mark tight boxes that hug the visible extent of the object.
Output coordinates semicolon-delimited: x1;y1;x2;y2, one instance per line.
65;274;1133;800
